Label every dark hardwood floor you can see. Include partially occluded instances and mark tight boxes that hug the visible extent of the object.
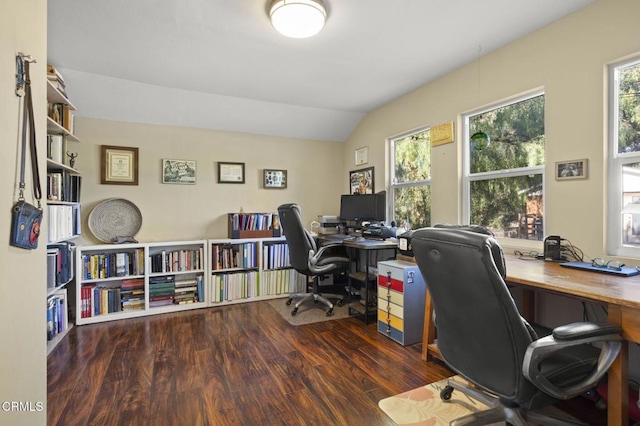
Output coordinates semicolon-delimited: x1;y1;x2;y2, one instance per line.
48;300;610;425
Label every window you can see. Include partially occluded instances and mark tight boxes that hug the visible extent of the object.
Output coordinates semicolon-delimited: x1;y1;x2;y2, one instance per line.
390;128;431;229
462;91;545;240
608;56;640;256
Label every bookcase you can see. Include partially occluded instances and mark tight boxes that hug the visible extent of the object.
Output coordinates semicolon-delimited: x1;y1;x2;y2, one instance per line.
46;65;81;355
75;240;208;325
209;237;306;304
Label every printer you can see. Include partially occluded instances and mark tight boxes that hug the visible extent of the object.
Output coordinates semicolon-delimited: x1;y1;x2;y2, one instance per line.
317;215;342;235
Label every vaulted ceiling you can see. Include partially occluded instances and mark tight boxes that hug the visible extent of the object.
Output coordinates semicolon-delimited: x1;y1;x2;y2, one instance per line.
48;0;595;142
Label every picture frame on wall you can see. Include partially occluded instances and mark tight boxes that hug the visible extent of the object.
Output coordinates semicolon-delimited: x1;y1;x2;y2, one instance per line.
101;145;139;185
349;166;374;194
355;146;368;165
218;162;245;184
555;159;588;181
263;169;287;189
162;159;196;184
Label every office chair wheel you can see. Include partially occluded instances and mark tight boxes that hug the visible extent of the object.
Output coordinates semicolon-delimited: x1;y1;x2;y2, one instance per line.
286;299;292;306
326;308;334;317
291;307;298;316
440;386;454;401
336;300;344;307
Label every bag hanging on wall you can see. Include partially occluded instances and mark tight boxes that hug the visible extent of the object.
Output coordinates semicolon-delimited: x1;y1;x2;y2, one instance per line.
11;56;43;250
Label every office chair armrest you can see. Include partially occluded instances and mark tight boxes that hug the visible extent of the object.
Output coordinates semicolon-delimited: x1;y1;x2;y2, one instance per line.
522;321;622;399
308;244;349;274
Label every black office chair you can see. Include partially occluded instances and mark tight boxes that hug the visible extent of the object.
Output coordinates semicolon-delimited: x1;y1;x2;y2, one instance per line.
277;203;349;316
411;227;622;426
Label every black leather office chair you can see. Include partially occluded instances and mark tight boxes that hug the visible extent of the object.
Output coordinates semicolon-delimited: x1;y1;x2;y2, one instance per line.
411;227;622;426
277;203;349;316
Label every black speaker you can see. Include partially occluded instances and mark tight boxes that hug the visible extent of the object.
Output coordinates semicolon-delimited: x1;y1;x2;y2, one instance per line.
543;235;562;261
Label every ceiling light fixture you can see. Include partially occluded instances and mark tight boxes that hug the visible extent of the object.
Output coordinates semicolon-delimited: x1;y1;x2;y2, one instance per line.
269;0;327;39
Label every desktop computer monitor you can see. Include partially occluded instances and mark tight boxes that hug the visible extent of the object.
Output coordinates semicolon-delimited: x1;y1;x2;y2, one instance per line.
340;191;386;223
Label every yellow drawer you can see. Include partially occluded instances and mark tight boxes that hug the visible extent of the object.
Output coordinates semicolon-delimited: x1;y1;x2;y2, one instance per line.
377;298;404;319
377;309;403;330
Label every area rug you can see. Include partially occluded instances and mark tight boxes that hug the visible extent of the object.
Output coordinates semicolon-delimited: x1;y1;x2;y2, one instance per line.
267;296;351;326
378;376;580;425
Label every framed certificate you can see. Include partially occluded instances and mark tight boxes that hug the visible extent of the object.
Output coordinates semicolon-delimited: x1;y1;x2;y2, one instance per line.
218;162;245;184
101;145;139;185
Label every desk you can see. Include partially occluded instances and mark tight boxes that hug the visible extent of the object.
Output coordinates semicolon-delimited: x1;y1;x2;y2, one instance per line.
318;235;398;324
421;253;640;425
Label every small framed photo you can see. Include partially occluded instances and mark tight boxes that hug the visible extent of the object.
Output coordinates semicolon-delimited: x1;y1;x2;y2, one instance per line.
555;159;588;181
355;146;368;165
349;166;374;194
101;145;139;185
218;162;245;184
264;169;287;189
162;159;196;184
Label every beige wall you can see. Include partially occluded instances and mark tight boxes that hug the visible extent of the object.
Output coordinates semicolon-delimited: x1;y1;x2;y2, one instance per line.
73;118;345;245
0;0;47;425
344;0;640;262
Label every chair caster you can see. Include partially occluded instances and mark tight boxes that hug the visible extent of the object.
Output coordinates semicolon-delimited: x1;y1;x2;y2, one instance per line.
336;299;344;307
286;299;292;306
440;385;454;401
326;309;334;317
291;307;298;316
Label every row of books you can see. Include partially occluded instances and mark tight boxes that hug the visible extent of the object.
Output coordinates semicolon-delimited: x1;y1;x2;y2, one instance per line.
149;248;204;273
47;134;66;165
47;289;68;340
80;249;145;280
262;242;291;270
210;269;305;303
230;213;277;231
47;170;81;202
48;204;81;243
211;242;258;270
80;275;204;317
47;241;74;289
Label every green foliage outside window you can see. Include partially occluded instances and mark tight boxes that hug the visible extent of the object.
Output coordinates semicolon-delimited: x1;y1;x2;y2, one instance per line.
469;95;545;236
392;131;431;229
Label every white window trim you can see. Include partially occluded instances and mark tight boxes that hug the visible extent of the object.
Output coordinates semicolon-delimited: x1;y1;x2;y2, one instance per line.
607;56;640;257
461;89;545;238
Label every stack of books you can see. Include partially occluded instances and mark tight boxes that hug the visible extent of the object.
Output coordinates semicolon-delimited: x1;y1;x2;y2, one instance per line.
47;64;66;97
149;275;175;307
120;278;144;311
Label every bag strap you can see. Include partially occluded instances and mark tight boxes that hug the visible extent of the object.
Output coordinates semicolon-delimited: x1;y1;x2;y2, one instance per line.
18;59;42;208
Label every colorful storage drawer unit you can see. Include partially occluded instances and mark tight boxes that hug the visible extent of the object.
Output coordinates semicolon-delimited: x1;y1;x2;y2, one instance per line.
377;259;426;346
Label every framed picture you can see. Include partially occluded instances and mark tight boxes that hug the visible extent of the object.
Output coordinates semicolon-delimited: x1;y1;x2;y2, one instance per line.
355;146;368;165
263;169;287;189
555;159;588;181
101;145;139;185
349;166;374;194
218;162;245;184
162;159;196;184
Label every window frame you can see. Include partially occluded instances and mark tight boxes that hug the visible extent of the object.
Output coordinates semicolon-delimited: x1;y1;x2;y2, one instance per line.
607;55;640;257
461;89;546;238
389;126;432;227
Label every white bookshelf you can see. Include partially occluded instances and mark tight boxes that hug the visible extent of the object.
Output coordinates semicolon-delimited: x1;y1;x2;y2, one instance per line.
75;240;208;325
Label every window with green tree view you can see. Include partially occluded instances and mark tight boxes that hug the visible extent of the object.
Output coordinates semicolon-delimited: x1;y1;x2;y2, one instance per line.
463;92;545;239
607;56;640;257
390;128;431;230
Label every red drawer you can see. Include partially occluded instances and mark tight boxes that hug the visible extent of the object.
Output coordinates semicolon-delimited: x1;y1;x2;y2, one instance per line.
378;274;404;293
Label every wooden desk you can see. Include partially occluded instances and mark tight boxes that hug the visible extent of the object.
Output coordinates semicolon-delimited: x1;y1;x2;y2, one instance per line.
319;235;397;323
421;254;640;425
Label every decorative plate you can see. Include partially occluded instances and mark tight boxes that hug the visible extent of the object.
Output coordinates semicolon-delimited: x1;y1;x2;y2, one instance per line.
88;198;142;243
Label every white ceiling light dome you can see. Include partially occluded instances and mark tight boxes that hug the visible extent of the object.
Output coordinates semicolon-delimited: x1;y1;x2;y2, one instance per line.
270;0;327;39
